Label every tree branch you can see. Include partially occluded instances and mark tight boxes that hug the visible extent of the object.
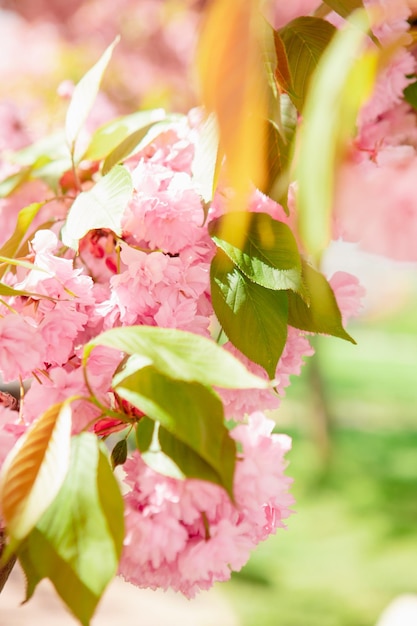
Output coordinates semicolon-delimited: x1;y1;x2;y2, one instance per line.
0;528;16;594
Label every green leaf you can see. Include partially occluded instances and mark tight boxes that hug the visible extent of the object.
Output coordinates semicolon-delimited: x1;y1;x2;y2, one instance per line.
101;123;159;175
0;283;56;301
262;19;283;134
116;117;183;158
115;366;236;497
136;420;226;486
288;262;355;343
11;132;67;167
18;433;124;626
263;95;298;206
32;157;72;193
323;0;366;19
61;164;133;250
86;325;269;390
159;425;226;485
210;250;288;378
404;79;417;111
0;256;49;273
295;10;377;261
279;17;336;111
210;212;304;293
0;203;44;279
83;109;167;161
135;416;155;452
0;168;32;198
191;113;220;203
66;37;120;151
110;439;127;469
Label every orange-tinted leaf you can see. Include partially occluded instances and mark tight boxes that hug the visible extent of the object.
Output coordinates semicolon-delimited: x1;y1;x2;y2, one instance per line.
273;30;293;94
197;0;267;228
0;402;72;540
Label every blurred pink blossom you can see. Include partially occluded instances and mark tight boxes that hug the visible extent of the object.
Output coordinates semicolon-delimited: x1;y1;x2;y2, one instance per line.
0;407;26;472
0;315;44;382
334;156;417;261
329;271;366;325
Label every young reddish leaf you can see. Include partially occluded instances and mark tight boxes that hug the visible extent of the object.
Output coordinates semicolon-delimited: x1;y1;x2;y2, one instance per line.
273;30;293;94
279;17;336;111
0;402;71;541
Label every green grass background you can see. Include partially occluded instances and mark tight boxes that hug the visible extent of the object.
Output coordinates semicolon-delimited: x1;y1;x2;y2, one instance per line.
224;304;417;626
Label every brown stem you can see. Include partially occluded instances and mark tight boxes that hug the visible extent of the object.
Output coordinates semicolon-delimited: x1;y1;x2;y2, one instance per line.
0;528;16;594
308;343;333;466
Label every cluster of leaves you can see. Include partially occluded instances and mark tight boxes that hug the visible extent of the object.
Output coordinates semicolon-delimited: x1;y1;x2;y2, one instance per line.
200;0;373;376
0;37;271;624
210;212;354;379
0;0;376;622
1;327;269;624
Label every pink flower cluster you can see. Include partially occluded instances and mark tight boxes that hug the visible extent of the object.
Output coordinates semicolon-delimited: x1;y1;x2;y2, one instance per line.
120;413;293;597
333;0;417;262
0;110;364;594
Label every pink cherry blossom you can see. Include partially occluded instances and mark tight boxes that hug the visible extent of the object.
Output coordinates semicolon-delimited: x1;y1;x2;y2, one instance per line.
266;0;321;29
0;315;45;383
329;271;366;325
364;0;412;41
275;327;315;396
0;406;26;471
334;156;417;261
358;49;416;129
217;342;281;419
22;365;100;433
98;242;212;335
119;412;293;597
123;161;205;255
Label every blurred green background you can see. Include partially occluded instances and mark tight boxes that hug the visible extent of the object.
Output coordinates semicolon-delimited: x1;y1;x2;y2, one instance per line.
225;258;417;626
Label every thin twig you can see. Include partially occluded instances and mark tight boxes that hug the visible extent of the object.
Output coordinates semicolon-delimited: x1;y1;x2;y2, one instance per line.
0;529;16;594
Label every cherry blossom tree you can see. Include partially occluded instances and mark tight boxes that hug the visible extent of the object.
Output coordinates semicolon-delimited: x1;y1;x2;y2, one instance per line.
1;0;416;623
